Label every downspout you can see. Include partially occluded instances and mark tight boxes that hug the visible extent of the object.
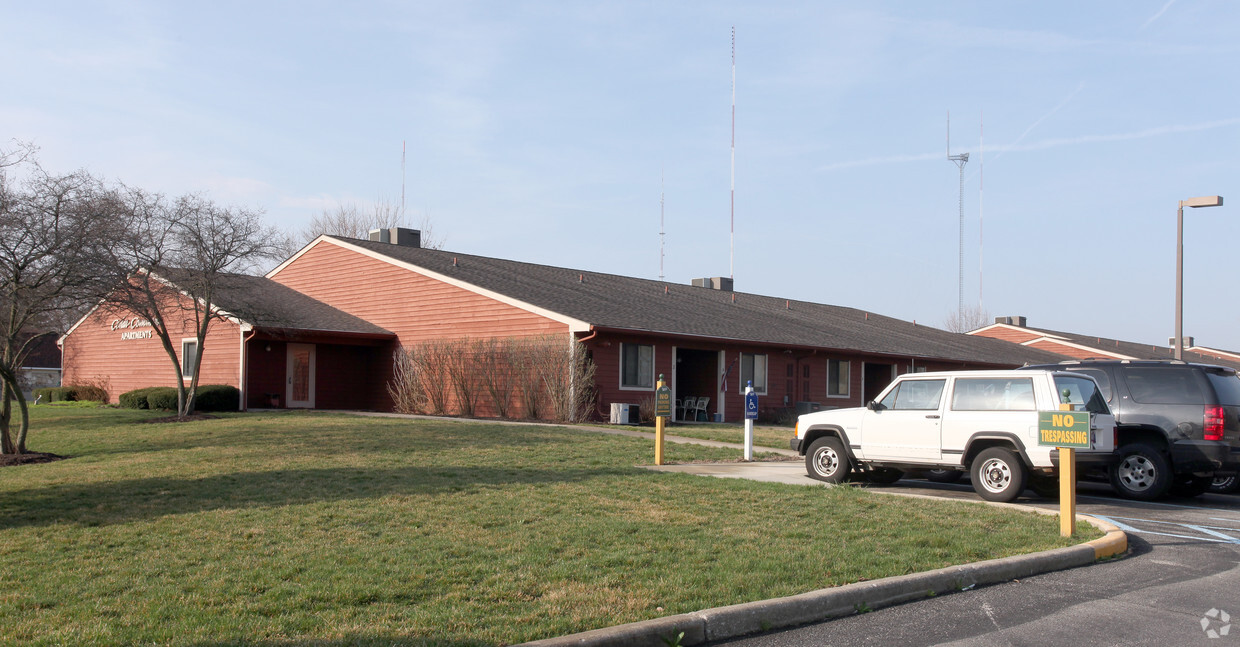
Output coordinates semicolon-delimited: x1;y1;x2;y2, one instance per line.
240;326;256;412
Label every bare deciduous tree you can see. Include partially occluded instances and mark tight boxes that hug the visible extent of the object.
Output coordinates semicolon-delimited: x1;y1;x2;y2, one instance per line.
102;191;282;417
297;199;443;250
0;155;118;453
942;305;992;334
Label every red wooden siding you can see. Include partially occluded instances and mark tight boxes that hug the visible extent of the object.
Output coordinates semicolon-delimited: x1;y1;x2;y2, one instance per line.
1027;340;1098;360
272;242;570;343
62;301;242;403
972;326;1042;344
271;242;573;416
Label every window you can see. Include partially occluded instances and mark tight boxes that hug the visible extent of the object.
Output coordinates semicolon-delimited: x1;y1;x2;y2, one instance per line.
181;339;198;379
1053;375;1110;414
951;377;1036;411
1067;368;1112;402
620;343;654;389
879;379;946;411
827;359;850;397
1124;368;1203;404
740;353;767;394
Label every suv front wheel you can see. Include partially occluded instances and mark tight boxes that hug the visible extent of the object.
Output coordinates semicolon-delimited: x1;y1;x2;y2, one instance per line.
806;437;851;484
1110;444;1172;500
970;447;1027;502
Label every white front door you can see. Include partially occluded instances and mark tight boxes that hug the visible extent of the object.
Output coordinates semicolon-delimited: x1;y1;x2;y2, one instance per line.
286;343;316;408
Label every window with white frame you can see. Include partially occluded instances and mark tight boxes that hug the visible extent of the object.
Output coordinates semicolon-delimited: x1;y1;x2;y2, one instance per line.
620;343;654;389
181;339;198;380
827;359;849;397
740;353;767;394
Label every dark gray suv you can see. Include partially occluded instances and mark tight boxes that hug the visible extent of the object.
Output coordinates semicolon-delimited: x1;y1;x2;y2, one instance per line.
1022;360;1240;500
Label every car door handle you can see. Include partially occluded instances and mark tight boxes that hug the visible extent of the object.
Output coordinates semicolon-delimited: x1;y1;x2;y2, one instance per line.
925;414;940;419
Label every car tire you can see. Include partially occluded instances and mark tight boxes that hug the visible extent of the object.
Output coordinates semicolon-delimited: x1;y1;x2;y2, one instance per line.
805;437;850;484
1169;474;1211;498
970;447;1027;503
865;468;903;484
1209;474;1240;495
1110;444;1172;501
925;469;964;484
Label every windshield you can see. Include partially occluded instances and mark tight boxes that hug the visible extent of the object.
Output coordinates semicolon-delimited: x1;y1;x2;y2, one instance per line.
1054;375;1111;414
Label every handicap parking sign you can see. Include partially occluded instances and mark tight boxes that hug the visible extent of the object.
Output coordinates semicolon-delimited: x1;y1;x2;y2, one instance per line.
744;391;758;420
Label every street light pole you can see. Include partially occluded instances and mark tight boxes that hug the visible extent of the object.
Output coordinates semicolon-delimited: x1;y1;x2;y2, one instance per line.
1175;195;1224;360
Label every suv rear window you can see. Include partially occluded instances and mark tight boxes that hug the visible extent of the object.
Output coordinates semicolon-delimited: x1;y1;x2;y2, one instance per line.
1124;367;1204;405
1054;375;1110;414
1205;370;1240;406
951;377;1035;411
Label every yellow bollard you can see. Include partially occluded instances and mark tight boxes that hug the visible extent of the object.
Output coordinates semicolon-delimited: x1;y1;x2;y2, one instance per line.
1059;402;1077;537
655;376;667;466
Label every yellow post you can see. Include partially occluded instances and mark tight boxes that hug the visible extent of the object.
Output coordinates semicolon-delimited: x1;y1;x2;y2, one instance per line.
1059;402;1077;537
655;376;667;466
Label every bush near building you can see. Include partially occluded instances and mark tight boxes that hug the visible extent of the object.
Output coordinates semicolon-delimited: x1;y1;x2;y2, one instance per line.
34;385;108;403
118;385;239;412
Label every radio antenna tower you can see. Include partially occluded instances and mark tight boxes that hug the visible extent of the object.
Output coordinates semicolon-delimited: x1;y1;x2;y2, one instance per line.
659;169;666;282
947;112;969;320
729;26;736;280
978;111;984;312
401;140;407;217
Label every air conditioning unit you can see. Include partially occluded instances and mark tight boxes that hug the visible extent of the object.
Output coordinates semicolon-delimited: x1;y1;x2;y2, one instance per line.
610;403;640;425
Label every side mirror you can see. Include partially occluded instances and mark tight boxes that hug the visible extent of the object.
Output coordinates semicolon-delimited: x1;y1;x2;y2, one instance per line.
866;400;878;411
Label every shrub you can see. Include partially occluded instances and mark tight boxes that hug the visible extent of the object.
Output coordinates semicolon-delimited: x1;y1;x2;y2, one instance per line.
194;385;239;412
70;384;108;403
34;386;76;402
145;387;179;411
118;387;155;409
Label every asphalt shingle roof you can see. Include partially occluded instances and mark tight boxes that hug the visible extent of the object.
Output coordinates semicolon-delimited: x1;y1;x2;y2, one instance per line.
160;269;393;337
331;236;1066;367
999;324;1240;371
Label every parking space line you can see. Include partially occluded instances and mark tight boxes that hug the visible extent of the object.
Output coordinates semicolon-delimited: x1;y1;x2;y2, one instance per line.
1089;515;1230;543
1183;525;1240;544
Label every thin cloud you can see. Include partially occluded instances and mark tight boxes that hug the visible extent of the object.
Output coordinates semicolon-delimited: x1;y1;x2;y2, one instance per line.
995;117;1240;153
1141;0;1178;30
817;117;1240;172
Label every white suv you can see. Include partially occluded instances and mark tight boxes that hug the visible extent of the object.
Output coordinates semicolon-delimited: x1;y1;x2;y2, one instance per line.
790;369;1118;502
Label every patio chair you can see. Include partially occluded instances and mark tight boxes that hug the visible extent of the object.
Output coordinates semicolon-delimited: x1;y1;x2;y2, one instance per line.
693;396;710;421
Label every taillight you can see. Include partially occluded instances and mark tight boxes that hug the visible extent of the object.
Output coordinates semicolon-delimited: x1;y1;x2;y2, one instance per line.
1205;406;1225;441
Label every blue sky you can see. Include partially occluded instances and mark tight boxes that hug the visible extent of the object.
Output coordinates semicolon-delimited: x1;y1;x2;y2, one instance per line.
3;1;1238;349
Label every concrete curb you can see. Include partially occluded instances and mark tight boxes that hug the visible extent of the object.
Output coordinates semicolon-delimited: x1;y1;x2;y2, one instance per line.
518;516;1126;647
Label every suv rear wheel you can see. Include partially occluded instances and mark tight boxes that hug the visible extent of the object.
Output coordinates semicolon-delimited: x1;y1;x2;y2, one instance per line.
1110;444;1172;500
805;437;850;483
971;447;1027;502
1210;474;1240;494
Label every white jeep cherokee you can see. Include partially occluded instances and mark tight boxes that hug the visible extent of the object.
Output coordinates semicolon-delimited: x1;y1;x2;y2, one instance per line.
790;369;1118;502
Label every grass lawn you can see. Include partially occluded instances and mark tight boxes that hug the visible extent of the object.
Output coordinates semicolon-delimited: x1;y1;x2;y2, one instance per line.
0;406;1100;646
659;422;794;450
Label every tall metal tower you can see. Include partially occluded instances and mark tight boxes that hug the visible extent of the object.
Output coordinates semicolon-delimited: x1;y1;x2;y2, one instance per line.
947;113;969;319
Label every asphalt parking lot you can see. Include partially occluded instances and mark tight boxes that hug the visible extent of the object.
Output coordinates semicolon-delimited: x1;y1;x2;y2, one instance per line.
648;462;1240;646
